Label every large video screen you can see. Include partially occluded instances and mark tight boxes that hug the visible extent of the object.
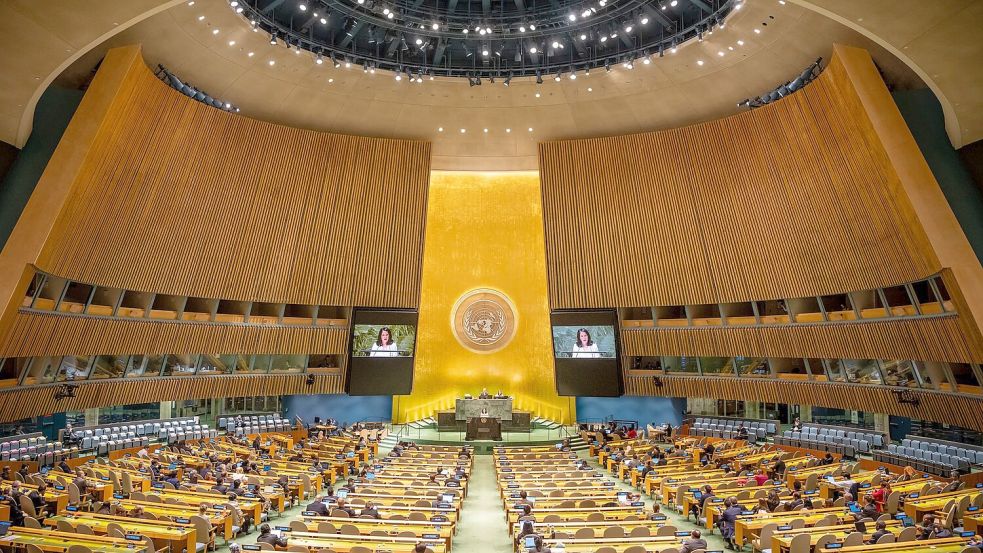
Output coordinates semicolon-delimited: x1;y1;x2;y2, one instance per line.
552;325;617;358
346;309;418;395
351;325;416;357
551;310;622;397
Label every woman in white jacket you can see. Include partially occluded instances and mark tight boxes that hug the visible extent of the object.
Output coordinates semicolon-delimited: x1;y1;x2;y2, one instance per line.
369;327;399;357
571;328;600;358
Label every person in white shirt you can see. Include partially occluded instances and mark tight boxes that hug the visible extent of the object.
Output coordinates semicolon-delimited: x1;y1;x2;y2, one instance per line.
369;327;399;357
571;328;600;358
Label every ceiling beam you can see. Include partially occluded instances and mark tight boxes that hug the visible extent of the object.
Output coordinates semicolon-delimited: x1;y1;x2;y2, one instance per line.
514;0;526;11
685;0;712;14
433;38;448;65
261;0;288;14
338;20;366;49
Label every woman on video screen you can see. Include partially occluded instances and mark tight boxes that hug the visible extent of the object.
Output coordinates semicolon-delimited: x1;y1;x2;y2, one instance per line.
369;327;399;357
571;328;601;358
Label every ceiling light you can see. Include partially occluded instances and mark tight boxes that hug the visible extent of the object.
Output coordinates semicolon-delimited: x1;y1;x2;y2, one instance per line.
528;128;533;132
462;29;469;34
482;48;489;56
212;28;220;35
551;41;559;49
587;87;592;92
697;60;704;66
754;28;761;34
641;16;649;24
600;36;607;43
535;91;541;97
529;46;538;54
568;14;576;21
569;71;576;80
519;25;526;32
316;53;323;64
479;29;486;35
270;34;277;45
416;38;423;45
438;127;443;132
387;12;394;18
582;10;591;17
269;60;275;66
395;73;402;81
460;128;466;133
328;78;334;83
299;3;307;11
554;72;561;82
580;33;587;40
345;60;351;68
188;1;195;4
529;24;536;30
197;15;205;21
320;17;327;24
228;40;235;46
506;128;511;133
483;128;488;133
486;27;492;34
670;0;677;5
625;25;633;33
432;22;439;30
718;51;725;56
383;8;389;14
737;40;745;46
643;57;651;64
248;51;254;57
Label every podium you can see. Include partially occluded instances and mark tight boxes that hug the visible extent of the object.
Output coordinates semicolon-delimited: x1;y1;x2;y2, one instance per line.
466;416;502;441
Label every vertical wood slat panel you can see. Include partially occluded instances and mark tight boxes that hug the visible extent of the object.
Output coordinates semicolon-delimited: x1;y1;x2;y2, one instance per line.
620;315;980;364
35;50;430;308
624;374;983;432
538;52;939;309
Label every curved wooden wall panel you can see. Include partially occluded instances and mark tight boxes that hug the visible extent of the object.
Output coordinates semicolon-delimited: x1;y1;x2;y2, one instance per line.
0;312;349;357
625;374;983;432
0;374;344;423
36;47;430;307
622;315;981;364
539;52;937;308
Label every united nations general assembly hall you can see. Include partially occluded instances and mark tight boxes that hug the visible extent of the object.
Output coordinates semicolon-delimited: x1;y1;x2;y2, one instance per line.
0;1;982;552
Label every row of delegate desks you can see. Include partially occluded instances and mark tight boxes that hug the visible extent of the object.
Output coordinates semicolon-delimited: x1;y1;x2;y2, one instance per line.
496;447;689;553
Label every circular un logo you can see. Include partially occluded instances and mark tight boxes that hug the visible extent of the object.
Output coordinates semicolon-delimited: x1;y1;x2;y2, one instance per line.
451;288;517;353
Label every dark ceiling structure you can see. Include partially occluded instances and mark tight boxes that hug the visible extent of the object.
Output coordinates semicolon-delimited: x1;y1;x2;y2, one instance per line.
235;0;737;82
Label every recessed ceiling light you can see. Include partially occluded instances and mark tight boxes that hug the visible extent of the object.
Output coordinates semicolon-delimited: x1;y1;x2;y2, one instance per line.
228;40;236;46
438;127;444;132
248;51;254;57
587;87;593;92
643;58;651;64
187;1;195;5
697;60;704;65
299;3;307;10
535;92;541;98
328;78;334;83
197;15;205;21
460;128;466;133
320;17;327;24
269;60;275;65
717;51;725;56
528;127;533;132
483;128;488;133
212;29;219;35
529;47;537;54
416;38;423;45
737;40;745;46
754;28;761;34
506;128;511;133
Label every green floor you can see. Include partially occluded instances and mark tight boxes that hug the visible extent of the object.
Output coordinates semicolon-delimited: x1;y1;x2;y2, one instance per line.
223;445;728;553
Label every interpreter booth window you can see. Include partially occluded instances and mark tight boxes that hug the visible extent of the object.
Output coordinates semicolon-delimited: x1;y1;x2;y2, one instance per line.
247;355;273;374
664;356;699;374
843;359;882;384
824;359;847;383
735;357;770;377
162;354;198;377
700;357;734;375
57;355;91;381
270;354;306;373
881;360;921;388
0;357;26;386
89;355;128;380
949;363;983;394
197;354;232;375
771;358;809;380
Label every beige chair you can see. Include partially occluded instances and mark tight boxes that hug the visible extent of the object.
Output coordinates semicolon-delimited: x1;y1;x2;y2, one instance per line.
815;514;839;527
66;546;92;553
751;523;777;553
657;525;677;537
574;528;594;539
339;524;359;535
843;532;864;547
23;516;43;529
257;543;275;551
814;533;837;551
959;547;982;553
593;548;617;553
290;520;308;532
317;522;336;533
897;526;918;542
629;526;650;537
330;509;350;518
875;533;896;544
623;547;647;553
190;515;214;552
586;512;605;522
348;547;373;553
56;519;76;532
602;525;624;538
26;544;45;553
789;518;806;529
286;546;308;553
788;533;811;553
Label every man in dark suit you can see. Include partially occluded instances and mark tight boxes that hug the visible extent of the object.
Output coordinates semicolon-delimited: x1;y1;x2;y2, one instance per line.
334;499;356;517
256;524;287;549
305;496;330;516
210;477;229;495
360;502;381;519
867;520;893;544
679;530;708;553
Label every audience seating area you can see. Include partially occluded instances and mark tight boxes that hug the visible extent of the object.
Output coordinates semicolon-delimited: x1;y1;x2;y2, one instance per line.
776;423;886;458
876;435;983;475
219;414;290;436
68;416;216;454
690;417;778;441
0;432;72;463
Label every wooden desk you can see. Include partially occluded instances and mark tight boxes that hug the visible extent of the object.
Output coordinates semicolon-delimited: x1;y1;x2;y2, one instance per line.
771;520;903;552
903;489;980;520
112;499;232;540
733;507;850;547
45;513;196;553
0;525;147;553
817;537;975;553
287;530;447;553
296;515;454;549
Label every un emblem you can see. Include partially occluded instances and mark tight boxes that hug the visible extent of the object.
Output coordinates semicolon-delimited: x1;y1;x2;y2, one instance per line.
451;288;517;353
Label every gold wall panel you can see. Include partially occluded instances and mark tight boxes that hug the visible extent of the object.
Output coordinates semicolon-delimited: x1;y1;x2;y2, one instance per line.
394;171;573;424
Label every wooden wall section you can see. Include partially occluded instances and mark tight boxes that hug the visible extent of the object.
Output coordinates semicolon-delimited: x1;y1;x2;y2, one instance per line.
0;373;344;423
625;374;983;432
539;50;938;309
34;46;430;308
622;314;979;364
0;311;348;357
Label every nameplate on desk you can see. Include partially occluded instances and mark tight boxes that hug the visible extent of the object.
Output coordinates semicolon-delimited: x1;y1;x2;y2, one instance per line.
687;488;699;492
113;494;125;499
603;482;615;486
446;481;460;487
777;525;792;530
436;502;451;508
423;533;439;539
66;506;79;512
430;516;448;522
503;475;514;480
125;535;142;541
908;493;919;498
274;526;291;532
711;498;723;503
174;517;190;524
507;484;519;488
54;485;65;491
593;473;603;477
242;545;261;551
302;511;318;516
653;514;667;520
631;501;645;507
501;468;512;473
